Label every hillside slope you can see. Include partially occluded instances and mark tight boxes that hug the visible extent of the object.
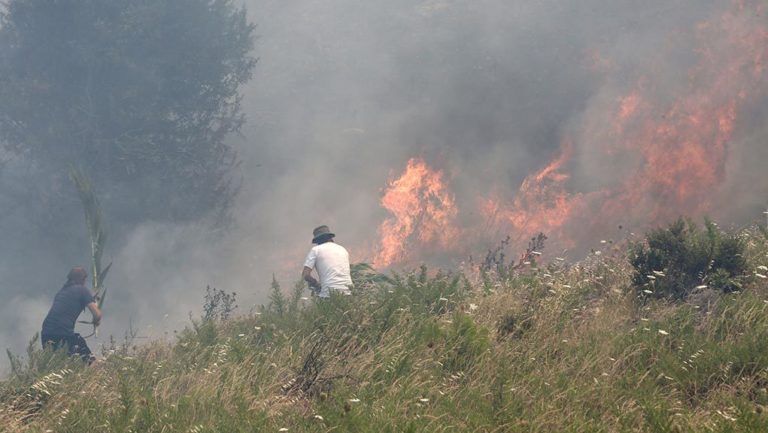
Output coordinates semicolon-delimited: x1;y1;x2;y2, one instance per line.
3;228;768;432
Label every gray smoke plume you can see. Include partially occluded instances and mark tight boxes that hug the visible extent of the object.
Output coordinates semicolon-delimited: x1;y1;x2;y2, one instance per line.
1;0;766;373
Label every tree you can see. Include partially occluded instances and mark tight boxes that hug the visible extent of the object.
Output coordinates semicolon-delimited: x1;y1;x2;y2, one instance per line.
0;0;256;225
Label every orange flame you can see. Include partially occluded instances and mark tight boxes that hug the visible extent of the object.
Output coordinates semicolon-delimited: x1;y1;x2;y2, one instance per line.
374;0;767;266
608;1;765;221
375;158;459;268
486;141;587;247
484;0;766;252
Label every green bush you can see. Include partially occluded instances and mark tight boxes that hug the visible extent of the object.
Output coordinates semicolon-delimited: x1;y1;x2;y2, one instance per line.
442;313;490;373
630;218;748;300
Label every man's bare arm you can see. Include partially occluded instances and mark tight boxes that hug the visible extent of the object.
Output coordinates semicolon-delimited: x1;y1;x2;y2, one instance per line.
302;266;321;291
87;302;102;326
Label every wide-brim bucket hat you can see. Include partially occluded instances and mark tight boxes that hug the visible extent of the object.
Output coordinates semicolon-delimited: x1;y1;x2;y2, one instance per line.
312;225;336;244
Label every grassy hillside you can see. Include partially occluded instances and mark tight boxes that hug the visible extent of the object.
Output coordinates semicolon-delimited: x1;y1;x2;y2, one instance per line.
3;226;768;432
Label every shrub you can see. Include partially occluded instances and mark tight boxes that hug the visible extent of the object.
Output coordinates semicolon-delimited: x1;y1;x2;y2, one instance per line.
350;263;393;292
497;311;533;340
267;276;287;316
479;233;548;291
442;313;490;373
630;218;748;300
202;286;238;321
384;265;467;316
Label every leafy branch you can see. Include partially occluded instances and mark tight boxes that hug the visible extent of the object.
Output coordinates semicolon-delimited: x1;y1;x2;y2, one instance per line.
70;168;112;335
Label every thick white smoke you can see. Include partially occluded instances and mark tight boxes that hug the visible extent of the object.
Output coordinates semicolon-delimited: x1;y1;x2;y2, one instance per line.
2;0;766;373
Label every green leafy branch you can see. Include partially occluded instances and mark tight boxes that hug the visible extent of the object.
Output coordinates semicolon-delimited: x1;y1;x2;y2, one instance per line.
70;168;112;336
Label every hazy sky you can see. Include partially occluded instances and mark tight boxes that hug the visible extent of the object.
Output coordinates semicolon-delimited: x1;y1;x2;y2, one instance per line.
1;0;766;372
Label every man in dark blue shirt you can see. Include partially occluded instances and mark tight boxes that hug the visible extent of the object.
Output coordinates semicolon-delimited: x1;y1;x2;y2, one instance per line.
41;267;102;364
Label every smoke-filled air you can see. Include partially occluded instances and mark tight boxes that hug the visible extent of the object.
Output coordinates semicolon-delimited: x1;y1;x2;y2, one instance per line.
0;0;766;373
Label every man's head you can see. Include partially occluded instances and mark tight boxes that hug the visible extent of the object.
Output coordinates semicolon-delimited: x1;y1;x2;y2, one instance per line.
312;225;335;244
65;267;88;286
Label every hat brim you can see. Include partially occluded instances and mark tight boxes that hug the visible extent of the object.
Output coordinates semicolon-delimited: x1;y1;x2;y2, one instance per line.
312;233;335;244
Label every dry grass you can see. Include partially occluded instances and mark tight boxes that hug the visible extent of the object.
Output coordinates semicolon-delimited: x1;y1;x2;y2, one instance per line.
3;227;768;432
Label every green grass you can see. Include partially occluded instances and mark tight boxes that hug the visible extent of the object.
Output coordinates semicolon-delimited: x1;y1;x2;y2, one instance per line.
3;227;768;432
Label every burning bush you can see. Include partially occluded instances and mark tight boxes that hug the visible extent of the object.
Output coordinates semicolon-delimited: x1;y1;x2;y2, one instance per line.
630;218;748;300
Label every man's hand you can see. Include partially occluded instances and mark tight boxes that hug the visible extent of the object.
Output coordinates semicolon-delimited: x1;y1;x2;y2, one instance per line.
303;266;321;293
309;280;321;293
87;302;103;326
307;276;321;292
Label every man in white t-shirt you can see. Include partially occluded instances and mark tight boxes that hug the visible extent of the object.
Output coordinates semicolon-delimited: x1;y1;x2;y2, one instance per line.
302;225;353;298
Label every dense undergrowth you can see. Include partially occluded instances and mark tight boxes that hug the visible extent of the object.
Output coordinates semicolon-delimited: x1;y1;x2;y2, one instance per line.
2;225;768;432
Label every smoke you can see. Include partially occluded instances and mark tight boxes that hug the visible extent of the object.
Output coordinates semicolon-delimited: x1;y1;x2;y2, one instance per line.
1;0;767;372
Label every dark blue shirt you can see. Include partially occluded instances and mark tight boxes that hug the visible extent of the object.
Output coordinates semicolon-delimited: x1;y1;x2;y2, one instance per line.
41;284;94;336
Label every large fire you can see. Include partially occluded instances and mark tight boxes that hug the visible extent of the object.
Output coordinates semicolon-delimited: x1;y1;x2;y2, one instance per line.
374;158;459;268
488;141;587;248
374;0;767;268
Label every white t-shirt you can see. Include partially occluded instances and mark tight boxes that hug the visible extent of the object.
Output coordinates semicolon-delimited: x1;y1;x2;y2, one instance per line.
303;242;353;298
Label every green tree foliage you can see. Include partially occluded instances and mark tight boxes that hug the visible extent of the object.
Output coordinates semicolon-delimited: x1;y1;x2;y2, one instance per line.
630;218;749;299
0;0;256;223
